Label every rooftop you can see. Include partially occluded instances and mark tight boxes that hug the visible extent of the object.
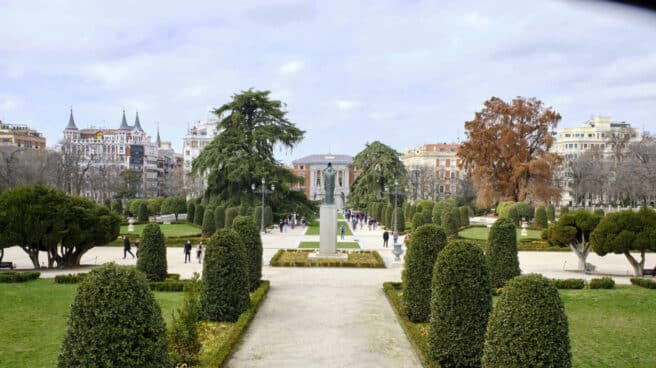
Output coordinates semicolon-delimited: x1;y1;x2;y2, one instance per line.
292;154;353;165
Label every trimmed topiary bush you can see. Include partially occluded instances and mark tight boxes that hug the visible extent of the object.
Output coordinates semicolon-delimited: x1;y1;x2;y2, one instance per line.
264;205;273;227
589;277;615;289
630;277;656;289
202;208;216;237
459;206;470;227
593;208;605;217
214;206;225;229
138;201;149;223
560;206;569;215
225;207;239;229
187;202;196;224
193;205;205;226
487;217;521;288
385;205;393;229
429;240;491;368
482;274;571;368
111;199;123;215
232;216;262;291
169;274;201;366
552;278;586;289
547;203;556;222
441;206;460;238
58;263;169;367
412;211;431;229
136;223;168;282
396;208;406;232
403;224;447;322
535;206;548;229
515;202;534;221
200;229;250;322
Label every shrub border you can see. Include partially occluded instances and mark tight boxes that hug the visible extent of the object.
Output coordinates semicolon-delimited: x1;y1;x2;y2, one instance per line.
0;271;40;283
383;282;438;368
202;280;270;367
631;277;656;289
269;249;385;268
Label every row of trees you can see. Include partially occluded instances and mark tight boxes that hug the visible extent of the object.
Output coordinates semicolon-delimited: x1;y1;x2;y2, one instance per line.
0;185;121;268
402;222;569;367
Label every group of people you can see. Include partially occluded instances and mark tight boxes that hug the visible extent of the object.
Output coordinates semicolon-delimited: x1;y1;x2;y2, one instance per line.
344;209;378;231
278;214;307;233
184;240;203;264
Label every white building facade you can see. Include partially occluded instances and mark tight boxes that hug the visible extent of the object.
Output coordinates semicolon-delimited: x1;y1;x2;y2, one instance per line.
291;154;355;210
401;143;464;201
182;120;220;197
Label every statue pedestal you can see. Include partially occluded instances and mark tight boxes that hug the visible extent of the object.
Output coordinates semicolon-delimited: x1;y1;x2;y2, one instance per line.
309;204;347;260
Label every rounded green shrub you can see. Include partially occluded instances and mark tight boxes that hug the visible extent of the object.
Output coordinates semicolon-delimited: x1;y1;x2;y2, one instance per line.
58;263;169;367
264;205;273;227
111;199;123;215
560;206;569;215
589;277;615;289
487;217;520;288
429;240;491;367
232;215;263;291
395;208;406;232
403;224;447;322
593;208;605;217
138;201;149;222
385;205;393;228
459;206;470;227
200;229;250;322
202;208;216;237
441;206;460;238
547;203;556;221
535;206;548;229
187;202;196;224
482;274;571;368
193;205;205;226
412;211;431;229
515;202;534;221
225;207;239;229
136;223;168;282
214;206;225;229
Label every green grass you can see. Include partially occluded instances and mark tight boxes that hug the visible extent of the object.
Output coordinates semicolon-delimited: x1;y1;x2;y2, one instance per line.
305;220;354;236
298;241;360;249
384;282;656;368
0;278;183;368
120;223;201;238
458;225;542;240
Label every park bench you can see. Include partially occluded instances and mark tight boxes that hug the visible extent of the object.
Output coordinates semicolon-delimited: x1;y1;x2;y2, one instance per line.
0;261;15;270
643;268;655;276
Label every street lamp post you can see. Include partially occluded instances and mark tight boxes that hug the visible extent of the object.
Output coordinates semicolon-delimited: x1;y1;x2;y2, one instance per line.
412;164;420;201
384;179;406;261
252;178;275;234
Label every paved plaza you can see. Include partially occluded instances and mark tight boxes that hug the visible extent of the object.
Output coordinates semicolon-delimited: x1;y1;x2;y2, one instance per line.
2;221;656;367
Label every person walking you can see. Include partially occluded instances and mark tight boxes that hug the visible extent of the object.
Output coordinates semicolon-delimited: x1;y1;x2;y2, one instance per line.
184;240;192;263
383;231;389;248
279;219;284;233
123;236;135;259
393;230;399;246
134;239;140;258
340;224;345;240
196;241;204;264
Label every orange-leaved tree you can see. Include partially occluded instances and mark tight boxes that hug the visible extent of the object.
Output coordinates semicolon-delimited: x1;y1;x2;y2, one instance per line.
458;96;562;208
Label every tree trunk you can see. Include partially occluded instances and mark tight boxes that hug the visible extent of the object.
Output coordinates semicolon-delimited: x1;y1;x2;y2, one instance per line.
568;242;590;271
23;247;40;269
624;250;645;276
0;248;3;262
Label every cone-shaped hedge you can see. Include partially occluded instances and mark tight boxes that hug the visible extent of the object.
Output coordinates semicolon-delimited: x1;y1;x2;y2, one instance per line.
441;206;460;238
232;215;262;291
187;202;196;224
547;204;556;222
225;207;239;229
459;206;470;226
482;274;571;368
202;208;216;237
200;229;249;322
214;206;225;229
264;205;273;227
138;201;149;222
429;240;491;368
58;263;169;367
535;206;548;229
487;217;521;288
403;224;447;322
136;223;168;282
194;205;205;226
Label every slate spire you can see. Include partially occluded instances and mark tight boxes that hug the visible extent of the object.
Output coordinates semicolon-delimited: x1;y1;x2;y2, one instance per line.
119;110;129;130
134;111;143;131
65;107;78;130
156;123;161;148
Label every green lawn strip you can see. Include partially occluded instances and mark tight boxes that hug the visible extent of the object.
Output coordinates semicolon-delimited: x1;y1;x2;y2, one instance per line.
200;280;270;367
458;225;567;251
120;223;202;238
384;282;656;368
305;220;354;236
0;279;183;368
270;249;385;268
298;241;360;249
458;225;542;240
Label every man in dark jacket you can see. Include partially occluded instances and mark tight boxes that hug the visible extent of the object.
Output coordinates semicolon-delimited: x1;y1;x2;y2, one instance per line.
123;236;135;259
383;231;389;248
184;240;192;263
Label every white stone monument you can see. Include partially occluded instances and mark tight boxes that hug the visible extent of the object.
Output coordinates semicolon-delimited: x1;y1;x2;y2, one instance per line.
127;217;135;233
309;162;347;260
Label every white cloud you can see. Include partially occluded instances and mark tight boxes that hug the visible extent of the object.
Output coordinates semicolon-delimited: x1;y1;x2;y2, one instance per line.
462;12;491;28
279;60;305;75
335;100;358;111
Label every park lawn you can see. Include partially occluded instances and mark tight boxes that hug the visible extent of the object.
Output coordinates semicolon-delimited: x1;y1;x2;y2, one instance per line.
305;220;354;236
120;223;201;238
384;283;656;368
298;241;360;249
0;279;183;368
458;225;542;241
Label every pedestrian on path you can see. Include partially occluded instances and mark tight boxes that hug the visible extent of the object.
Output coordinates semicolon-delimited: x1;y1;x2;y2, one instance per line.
279;219;284;233
196;241;203;264
383;231;389;248
393;230;399;245
134;239;140;258
123;236;135;259
184;240;192;263
340;224;345;240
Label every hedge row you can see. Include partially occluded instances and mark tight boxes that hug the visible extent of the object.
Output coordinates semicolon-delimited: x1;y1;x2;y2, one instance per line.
269;249;386;268
149;281;192;292
0;272;40;283
55;273;182;285
630;277;656;289
589;277;615;289
551;278;616;290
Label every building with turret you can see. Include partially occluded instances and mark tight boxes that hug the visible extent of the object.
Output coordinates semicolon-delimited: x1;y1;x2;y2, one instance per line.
62;109;161;201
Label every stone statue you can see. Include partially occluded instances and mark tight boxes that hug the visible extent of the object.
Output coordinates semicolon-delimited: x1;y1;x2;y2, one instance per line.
323;162;336;205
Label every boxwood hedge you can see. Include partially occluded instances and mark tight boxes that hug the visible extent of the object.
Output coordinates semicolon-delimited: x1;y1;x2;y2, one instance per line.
136;223;168;282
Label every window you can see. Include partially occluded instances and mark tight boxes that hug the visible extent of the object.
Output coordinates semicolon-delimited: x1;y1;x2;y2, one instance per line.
439;185;444;193
338;170;343;187
316;170;321;186
450;172;455;179
565;134;571;138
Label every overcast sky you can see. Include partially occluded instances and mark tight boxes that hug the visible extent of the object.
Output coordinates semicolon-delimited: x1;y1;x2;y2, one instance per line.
1;0;655;162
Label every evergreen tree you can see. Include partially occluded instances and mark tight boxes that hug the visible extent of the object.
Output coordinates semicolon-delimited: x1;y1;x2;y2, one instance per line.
136;224;168;282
